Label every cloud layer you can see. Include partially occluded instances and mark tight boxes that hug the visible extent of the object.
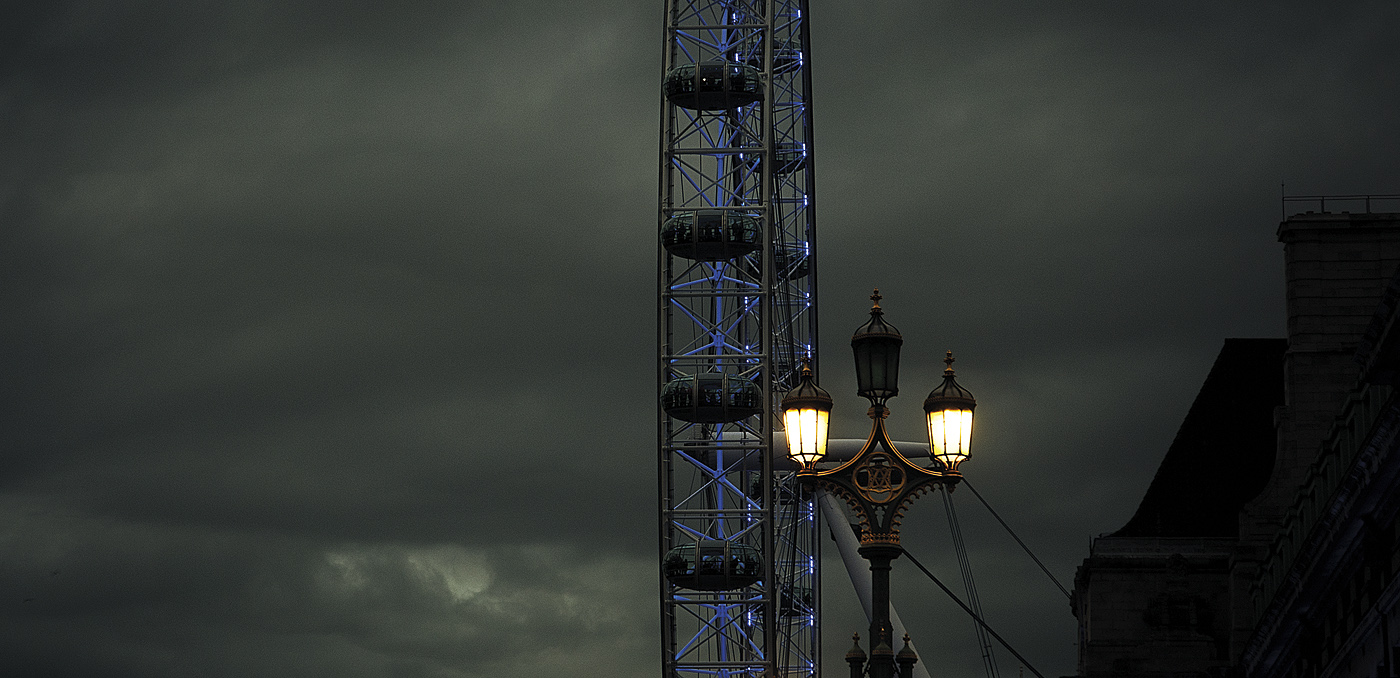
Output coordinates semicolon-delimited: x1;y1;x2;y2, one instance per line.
2;1;1398;676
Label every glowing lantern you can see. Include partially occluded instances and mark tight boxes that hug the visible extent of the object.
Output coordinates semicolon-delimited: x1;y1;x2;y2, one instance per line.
780;361;832;467
923;351;975;472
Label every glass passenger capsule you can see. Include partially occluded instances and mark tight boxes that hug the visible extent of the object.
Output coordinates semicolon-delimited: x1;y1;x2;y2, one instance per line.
661;211;761;261
661;373;762;424
663;62;763;111
664;540;763;591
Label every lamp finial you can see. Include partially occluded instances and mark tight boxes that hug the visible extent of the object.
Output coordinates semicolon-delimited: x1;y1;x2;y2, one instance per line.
943;350;955;375
870;289;882;312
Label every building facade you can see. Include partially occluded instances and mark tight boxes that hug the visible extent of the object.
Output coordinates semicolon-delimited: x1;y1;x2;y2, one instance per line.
1073;208;1400;678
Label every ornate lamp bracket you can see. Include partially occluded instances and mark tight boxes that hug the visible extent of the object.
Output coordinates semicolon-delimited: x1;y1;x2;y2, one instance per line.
797;408;960;546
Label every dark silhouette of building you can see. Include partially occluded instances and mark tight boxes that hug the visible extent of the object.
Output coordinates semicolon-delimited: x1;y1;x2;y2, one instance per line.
1073;206;1400;678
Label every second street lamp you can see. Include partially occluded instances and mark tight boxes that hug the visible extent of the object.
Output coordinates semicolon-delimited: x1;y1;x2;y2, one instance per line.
781;290;977;678
925;351;976;473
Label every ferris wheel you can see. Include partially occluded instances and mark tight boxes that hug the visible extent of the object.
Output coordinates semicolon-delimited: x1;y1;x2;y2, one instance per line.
655;1;818;677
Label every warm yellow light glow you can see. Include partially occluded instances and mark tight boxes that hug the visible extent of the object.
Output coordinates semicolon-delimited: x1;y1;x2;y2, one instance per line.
928;408;973;471
784;406;829;466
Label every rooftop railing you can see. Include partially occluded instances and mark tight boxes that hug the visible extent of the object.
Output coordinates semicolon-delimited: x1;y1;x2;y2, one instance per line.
1282;193;1400;220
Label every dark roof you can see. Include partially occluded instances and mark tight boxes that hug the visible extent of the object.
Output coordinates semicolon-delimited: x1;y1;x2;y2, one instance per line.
1110;338;1286;539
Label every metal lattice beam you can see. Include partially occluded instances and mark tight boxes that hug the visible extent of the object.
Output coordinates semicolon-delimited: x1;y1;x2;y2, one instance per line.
658;1;818;677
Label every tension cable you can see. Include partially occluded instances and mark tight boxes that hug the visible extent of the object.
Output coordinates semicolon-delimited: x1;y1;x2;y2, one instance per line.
900;547;1048;678
961;478;1072;600
943;486;1001;678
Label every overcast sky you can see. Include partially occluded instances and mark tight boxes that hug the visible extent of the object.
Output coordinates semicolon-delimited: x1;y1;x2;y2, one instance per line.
2;1;1399;677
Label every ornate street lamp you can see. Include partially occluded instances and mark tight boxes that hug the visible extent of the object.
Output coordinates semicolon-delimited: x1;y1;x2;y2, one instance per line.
851;290;903;409
780;290;977;678
925;351;976;473
780;361;833;466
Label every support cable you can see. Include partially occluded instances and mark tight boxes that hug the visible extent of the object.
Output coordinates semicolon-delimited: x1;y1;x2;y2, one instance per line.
942;487;1000;678
961;478;1072;600
899;547;1048;678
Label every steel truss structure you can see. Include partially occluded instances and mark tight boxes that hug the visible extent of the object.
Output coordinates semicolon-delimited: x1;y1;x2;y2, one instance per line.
657;1;819;677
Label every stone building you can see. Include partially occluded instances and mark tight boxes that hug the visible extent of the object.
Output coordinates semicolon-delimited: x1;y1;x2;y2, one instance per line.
1072;206;1400;678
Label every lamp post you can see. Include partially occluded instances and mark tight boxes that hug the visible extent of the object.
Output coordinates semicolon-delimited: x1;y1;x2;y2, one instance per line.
780;290;977;678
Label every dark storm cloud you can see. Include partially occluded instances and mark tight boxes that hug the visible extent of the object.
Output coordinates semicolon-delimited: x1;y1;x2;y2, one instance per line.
2;0;1398;676
3;2;660;675
1;498;653;676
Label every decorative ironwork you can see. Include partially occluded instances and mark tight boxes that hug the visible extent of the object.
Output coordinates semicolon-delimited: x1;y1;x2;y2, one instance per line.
804;404;960;547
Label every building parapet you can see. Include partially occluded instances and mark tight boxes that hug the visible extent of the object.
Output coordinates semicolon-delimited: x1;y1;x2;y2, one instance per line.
1089;537;1237;558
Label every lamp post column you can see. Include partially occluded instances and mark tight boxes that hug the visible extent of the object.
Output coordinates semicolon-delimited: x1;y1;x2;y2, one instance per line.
862;543;902;678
